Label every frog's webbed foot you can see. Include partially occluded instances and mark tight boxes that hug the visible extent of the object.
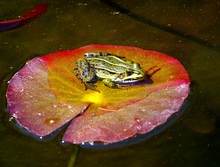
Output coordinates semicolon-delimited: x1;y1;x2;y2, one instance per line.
84;82;100;93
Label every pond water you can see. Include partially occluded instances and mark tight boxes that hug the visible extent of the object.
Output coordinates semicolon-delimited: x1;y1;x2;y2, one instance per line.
0;0;220;166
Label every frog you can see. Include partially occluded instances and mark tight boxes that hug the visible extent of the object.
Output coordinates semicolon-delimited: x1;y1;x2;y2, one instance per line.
74;52;147;92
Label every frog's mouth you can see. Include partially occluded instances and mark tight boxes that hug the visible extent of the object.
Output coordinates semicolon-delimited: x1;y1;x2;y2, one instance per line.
115;78;153;86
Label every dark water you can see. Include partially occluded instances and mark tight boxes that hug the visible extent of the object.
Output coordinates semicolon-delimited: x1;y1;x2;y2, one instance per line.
1;0;220;166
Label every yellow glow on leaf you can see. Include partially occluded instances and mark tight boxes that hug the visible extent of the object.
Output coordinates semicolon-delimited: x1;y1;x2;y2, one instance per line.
82;92;104;104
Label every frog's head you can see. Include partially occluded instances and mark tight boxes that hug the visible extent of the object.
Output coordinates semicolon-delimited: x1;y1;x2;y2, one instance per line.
118;63;146;82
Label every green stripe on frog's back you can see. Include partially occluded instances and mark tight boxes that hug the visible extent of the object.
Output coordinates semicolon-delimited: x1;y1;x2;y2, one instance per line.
85;53;135;74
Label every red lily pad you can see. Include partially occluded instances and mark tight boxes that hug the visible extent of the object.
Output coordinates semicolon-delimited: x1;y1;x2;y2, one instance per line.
6;44;190;144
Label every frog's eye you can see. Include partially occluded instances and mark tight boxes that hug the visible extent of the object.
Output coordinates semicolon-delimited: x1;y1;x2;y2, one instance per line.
133;63;140;68
126;70;133;76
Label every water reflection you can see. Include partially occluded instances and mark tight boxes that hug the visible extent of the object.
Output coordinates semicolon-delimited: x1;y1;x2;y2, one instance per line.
101;0;220;50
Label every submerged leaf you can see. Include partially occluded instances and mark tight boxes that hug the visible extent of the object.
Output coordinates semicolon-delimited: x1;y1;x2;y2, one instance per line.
6;44;190;144
0;3;48;32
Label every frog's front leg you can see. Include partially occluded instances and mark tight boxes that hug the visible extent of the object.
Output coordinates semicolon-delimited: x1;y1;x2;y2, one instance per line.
102;79;121;89
83;82;99;92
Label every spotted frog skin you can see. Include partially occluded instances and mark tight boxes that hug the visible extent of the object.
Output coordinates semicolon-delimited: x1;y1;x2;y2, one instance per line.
74;52;146;92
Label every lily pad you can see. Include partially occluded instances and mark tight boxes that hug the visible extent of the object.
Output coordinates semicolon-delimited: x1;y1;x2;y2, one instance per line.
6;44;190;144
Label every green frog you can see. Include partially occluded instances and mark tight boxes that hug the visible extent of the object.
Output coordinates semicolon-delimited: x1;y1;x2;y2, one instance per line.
74;52;147;92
